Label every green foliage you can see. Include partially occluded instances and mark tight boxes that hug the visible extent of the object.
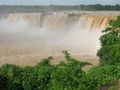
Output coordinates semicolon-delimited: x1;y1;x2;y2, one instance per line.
84;65;117;90
97;16;120;65
0;64;23;90
0;51;120;90
97;44;120;64
0;51;89;90
0;57;54;90
0;51;90;90
21;57;54;90
50;51;89;90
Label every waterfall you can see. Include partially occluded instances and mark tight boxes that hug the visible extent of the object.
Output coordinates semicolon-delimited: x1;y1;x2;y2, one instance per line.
0;12;117;32
0;12;119;65
42;14;67;31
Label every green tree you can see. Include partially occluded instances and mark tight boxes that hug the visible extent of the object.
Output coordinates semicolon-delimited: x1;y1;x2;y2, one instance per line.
97;16;120;65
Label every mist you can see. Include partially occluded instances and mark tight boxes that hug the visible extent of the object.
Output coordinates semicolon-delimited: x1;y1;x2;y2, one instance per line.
0;17;101;56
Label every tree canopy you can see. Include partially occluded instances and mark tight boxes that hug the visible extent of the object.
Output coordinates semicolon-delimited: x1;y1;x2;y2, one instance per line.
97;16;120;65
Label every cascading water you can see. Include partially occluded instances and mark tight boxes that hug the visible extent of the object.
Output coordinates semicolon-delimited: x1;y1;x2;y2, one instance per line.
0;12;119;65
4;13;117;31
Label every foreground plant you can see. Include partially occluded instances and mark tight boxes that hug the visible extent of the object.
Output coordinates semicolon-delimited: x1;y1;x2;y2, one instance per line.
97;16;120;65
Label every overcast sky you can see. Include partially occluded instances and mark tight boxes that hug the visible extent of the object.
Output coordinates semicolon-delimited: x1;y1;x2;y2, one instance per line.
0;0;120;5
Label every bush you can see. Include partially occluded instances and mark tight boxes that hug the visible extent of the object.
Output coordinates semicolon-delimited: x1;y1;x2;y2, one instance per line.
21;57;54;90
0;51;89;90
0;64;23;90
49;51;89;90
0;51;120;90
97;16;120;65
97;44;120;64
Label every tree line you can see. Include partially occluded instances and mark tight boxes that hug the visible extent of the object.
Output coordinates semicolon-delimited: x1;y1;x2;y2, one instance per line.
0;4;120;13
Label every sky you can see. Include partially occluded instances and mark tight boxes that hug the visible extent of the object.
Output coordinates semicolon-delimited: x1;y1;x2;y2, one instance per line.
0;0;120;5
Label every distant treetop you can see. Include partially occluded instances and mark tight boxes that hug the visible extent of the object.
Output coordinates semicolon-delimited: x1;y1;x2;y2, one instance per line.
0;4;120;13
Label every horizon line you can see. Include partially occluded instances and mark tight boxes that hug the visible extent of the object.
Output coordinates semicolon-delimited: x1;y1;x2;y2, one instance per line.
0;4;119;6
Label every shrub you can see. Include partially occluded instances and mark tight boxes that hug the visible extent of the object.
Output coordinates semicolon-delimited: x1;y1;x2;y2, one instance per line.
97;16;120;65
0;64;23;90
0;51;120;90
